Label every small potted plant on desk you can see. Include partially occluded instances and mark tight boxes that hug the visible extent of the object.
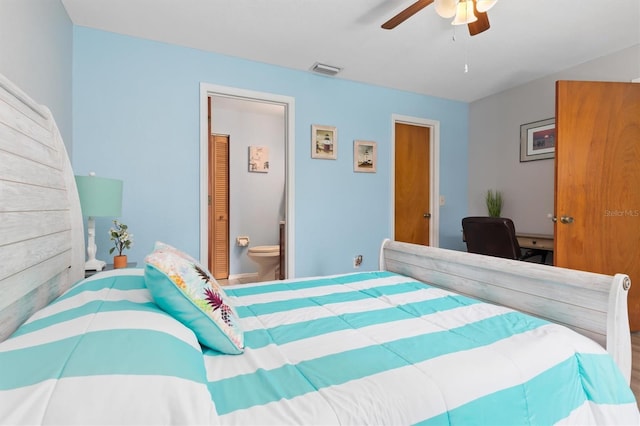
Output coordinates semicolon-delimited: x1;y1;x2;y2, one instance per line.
109;220;133;269
486;189;503;218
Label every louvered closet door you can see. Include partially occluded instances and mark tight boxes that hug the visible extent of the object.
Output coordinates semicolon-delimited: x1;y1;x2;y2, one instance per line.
209;134;229;279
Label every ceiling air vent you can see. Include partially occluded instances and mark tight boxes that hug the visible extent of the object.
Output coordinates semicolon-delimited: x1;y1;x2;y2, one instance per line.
311;62;342;76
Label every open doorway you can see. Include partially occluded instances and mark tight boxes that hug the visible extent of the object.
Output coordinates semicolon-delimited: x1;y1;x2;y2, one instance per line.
199;83;296;280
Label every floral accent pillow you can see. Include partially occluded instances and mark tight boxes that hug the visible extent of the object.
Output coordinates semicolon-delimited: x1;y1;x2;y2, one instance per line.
144;247;244;354
152;241;200;263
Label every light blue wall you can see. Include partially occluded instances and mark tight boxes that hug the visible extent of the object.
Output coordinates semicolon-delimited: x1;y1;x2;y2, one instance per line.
72;26;468;278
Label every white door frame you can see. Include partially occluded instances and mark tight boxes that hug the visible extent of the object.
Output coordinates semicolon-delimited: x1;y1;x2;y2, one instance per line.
199;83;296;278
390;114;440;247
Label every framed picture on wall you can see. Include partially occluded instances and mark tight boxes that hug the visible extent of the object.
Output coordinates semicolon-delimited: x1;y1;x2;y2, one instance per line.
248;146;269;172
520;118;556;162
311;124;337;159
353;140;377;173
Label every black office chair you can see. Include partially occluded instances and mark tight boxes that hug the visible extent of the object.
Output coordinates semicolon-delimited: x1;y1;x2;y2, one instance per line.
461;216;542;262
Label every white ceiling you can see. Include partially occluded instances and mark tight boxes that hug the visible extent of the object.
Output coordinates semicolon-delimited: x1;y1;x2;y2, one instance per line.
61;0;640;102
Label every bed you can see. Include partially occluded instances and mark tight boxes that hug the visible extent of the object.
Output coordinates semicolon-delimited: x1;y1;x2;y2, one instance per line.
0;71;638;425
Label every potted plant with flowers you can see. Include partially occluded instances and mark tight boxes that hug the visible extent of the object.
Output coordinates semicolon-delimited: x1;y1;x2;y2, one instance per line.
109;220;133;268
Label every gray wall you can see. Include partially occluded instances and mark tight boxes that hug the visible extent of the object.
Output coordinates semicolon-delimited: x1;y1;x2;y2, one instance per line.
468;44;640;235
0;0;73;152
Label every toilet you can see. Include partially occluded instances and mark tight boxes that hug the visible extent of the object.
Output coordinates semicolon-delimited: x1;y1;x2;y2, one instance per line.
247;245;280;282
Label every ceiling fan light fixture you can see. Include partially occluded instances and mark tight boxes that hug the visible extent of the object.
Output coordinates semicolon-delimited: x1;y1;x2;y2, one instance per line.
451;0;477;25
434;0;457;19
476;0;498;13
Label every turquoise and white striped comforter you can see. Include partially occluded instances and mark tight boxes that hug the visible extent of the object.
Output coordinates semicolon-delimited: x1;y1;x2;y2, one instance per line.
0;270;216;425
0;270;637;425
208;271;639;425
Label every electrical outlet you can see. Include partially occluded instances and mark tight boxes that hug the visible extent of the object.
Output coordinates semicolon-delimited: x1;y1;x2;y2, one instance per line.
354;255;363;268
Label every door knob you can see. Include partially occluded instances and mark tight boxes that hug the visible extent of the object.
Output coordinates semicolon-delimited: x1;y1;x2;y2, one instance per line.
423;213;431;218
560;215;574;224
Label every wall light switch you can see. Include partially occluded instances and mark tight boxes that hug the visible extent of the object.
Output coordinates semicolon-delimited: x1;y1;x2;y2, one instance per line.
439;195;445;206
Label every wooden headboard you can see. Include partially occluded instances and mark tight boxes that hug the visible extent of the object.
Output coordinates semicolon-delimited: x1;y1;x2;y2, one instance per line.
0;73;84;342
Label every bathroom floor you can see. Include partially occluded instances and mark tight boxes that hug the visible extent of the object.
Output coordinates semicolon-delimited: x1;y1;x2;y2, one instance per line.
218;276;255;286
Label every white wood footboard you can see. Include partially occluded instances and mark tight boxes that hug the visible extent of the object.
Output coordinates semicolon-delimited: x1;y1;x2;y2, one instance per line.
379;239;632;384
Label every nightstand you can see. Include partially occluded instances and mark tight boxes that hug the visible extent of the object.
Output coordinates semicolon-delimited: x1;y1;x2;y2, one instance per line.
85;262;137;278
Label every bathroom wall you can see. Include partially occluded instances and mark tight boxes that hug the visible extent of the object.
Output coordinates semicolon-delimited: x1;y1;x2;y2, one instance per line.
211;97;286;277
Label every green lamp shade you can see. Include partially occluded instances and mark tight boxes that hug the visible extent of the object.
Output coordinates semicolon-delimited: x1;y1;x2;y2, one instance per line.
75;175;123;217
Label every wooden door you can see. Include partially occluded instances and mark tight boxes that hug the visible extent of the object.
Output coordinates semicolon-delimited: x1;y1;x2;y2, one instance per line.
208;133;229;279
395;122;430;245
555;80;640;329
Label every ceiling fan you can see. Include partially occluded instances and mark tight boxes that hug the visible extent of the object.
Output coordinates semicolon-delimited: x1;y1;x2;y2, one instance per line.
381;0;497;36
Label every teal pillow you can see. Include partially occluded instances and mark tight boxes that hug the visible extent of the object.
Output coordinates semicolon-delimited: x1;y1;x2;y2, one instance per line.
144;248;244;354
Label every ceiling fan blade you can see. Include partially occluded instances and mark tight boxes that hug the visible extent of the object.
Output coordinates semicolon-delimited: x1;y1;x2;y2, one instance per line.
468;1;490;36
381;0;435;30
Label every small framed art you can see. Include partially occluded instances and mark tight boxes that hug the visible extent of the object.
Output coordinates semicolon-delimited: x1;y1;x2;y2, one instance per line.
248;146;269;172
311;124;337;160
520;118;555;162
354;140;377;173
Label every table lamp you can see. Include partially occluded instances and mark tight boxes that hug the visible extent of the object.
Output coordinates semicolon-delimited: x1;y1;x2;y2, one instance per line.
75;173;123;271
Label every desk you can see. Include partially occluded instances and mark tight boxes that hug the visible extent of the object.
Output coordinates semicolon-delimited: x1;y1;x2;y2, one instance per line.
516;233;553;263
